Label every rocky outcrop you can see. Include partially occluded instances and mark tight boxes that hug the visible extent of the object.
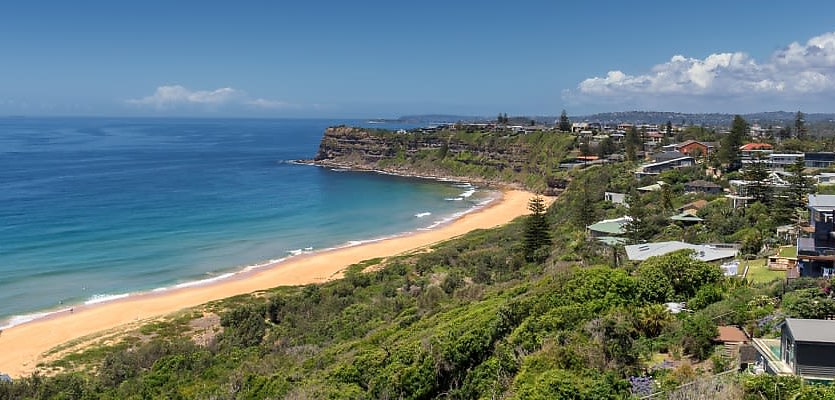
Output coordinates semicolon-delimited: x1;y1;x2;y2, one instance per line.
310;126;571;192
315;126;524;168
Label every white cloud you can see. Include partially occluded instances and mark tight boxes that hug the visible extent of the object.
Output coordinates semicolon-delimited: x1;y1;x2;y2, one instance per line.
565;31;835;111
127;85;242;107
127;85;290;111
245;98;290;109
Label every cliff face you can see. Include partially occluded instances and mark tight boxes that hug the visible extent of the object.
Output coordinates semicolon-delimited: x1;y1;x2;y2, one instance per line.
315;126;526;170
311;126;574;191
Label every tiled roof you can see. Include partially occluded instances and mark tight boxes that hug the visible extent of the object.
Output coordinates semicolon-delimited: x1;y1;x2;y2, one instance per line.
740;143;774;151
715;326;749;343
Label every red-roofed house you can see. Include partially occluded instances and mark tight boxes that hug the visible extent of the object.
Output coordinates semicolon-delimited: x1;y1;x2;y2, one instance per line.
675;140;714;158
740;143;774;159
740;143;774;151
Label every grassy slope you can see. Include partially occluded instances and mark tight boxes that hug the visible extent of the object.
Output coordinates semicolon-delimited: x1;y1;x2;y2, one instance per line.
372;130;577;191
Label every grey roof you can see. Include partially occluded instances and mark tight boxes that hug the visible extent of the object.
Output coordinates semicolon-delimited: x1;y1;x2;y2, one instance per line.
638;156;695;171
624;241;738;262
597;236;628;246
0;373;10;383
604;192;627;204
587;217;630;235
685;180;721;189
808;194;835;212
670;212;703;222
638;182;665;192
784;318;835;343
653;151;687;162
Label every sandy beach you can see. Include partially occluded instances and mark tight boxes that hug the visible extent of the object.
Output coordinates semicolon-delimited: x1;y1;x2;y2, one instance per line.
0;189;544;378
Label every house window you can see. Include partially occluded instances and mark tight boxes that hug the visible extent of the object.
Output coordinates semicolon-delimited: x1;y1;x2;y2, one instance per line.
824;267;834;277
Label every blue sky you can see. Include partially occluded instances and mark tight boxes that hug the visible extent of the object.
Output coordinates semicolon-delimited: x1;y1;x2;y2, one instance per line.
3;1;835;118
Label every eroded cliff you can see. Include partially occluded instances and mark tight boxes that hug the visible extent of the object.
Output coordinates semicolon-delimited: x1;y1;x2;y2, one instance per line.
312;126;574;191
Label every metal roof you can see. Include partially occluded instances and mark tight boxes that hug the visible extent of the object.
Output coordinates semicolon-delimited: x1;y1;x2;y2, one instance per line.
597;236;628;246
784;318;835;343
808;194;835;212
624;241;738;262
587;216;630;235
670;212;704;222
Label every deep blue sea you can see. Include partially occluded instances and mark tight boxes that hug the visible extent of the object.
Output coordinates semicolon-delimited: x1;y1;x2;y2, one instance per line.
0;117;492;328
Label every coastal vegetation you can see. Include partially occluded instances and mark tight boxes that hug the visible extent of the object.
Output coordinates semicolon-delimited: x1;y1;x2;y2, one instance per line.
5;118;835;399
314;126;576;192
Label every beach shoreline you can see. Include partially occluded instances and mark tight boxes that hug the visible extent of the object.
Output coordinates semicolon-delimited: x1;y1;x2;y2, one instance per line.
0;189;544;378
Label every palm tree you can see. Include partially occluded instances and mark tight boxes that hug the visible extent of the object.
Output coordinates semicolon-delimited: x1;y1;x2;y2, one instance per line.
637;304;673;338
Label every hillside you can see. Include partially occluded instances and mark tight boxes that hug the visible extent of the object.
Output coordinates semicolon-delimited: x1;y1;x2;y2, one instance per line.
312;126;576;192
3;127;834;399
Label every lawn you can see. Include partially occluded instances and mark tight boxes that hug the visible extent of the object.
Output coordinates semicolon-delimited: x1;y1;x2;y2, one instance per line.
777;246;797;258
743;258;785;284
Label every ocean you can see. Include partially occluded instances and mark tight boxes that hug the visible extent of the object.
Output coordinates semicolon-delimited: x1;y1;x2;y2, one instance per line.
0;117;493;328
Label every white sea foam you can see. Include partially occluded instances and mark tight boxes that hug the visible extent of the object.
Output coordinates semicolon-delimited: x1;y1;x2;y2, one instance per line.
460;189;476;198
415;212;431;218
419;193;497;231
173;272;236;289
0;310;69;330
84;293;130;305
445;197;464;201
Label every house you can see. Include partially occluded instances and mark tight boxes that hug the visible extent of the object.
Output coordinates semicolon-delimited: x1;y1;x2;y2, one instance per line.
637;181;666;192
753;319;835;380
617;123;634;132
624;241;739;263
662;140;714;158
670;212;703;224
740;143;774;164
677;199;708;214
816;173;835;185
740;142;773;153
604;192;627;206
571;122;588;133
587;216;630;238
726;172;790;208
769;153;804;171
635;156;695;178
684;180;723;194
749;124;770;138
678;140;714;157
645;131;665;145
0;373;10;383
651;151;687;163
805;152;835;169
715;326;750;358
795;194;835;277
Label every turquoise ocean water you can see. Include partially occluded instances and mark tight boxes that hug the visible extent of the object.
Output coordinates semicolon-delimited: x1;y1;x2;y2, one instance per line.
0;118;493;328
